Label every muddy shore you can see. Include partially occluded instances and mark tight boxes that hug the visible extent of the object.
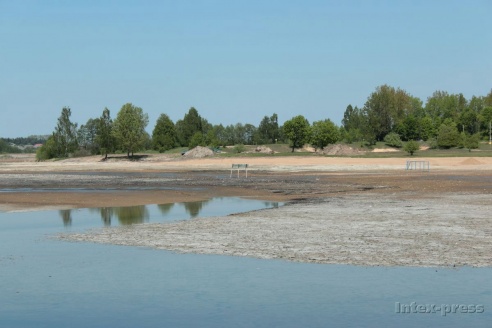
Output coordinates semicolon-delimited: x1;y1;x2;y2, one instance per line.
2;154;492;267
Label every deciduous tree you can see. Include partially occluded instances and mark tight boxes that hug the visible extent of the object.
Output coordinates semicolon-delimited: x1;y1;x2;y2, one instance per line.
310;119;339;151
283;115;311;152
112;103;149;157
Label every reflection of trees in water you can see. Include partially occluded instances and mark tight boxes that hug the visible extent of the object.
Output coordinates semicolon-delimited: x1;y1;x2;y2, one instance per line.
183;200;209;218
114;206;149;225
89;207;114;226
100;207;114;226
157;203;174;215
263;201;279;208
59;210;72;227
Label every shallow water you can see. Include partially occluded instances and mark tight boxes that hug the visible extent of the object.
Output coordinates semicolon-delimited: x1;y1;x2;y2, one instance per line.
0;197;490;327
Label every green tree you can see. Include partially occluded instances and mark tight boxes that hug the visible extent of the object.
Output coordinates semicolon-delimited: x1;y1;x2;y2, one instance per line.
35;136;55;160
96;108;114;159
152;114;177;152
419;116;435;141
424;91;467;124
480;106;492;142
363;85;414;141
188;132;205;149
437;122;460;148
404;140;419;156
463;133;480;151
176;107;203;147
112;103;149;157
400;115;419;141
78;118;99;154
258;113;279;144
310;119;340;151
283;115;311;152
53;107;78;157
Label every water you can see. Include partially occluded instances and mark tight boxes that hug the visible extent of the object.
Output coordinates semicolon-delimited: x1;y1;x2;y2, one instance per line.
0;198;491;327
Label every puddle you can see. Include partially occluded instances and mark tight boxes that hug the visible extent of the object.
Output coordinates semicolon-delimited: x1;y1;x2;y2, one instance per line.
0;198;490;327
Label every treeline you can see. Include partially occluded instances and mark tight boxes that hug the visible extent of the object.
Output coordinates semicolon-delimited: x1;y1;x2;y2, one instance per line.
36;105;301;160
0;135;48;154
341;85;492;148
35;85;492;160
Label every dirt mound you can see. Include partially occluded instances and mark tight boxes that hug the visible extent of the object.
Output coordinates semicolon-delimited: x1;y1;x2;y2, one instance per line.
322;144;365;156
254;145;274;154
460;158;483;165
183;146;214;158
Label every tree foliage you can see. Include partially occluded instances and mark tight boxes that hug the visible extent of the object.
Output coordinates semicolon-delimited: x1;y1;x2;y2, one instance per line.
363;85;414;142
283;115;311;152
152;114;177;152
437;121;460;148
310;119;339;150
53;107;79;157
258;113;280;144
404;140;419;156
112;103;149;157
96;108;114;159
176;107;203;147
463;133;480;151
384;132;403;148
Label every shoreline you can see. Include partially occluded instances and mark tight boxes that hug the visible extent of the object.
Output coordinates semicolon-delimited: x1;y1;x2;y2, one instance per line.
58;192;492;268
2;154;492;267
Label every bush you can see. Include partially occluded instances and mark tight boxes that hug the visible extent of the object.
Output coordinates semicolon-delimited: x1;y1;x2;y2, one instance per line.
384;132;403;148
437;124;460;148
404;140;420;156
233;144;245;153
463;133;480;151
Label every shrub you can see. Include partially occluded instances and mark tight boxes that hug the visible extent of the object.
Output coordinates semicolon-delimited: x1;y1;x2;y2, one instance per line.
233;144;245;153
404;140;420;156
384;132;403;148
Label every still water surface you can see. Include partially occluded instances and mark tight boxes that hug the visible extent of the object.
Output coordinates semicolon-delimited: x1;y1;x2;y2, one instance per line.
0;197;491;327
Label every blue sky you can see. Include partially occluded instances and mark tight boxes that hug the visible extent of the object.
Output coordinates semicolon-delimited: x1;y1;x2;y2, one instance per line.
1;0;491;138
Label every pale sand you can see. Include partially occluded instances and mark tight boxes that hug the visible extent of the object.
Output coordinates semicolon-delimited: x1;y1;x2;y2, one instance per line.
2;153;492;172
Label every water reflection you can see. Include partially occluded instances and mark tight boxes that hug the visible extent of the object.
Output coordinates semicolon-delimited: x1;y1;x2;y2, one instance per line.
100;207;113;226
114;205;149;225
157;203;174;215
183;200;210;218
264;201;279;208
60;198;281;228
59;210;72;227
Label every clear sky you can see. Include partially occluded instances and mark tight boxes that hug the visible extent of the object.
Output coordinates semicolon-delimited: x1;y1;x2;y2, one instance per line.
1;0;491;138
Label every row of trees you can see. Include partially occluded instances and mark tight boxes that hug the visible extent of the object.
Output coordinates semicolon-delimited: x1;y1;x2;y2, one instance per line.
36;86;492;159
342;85;492;148
36;105;294;159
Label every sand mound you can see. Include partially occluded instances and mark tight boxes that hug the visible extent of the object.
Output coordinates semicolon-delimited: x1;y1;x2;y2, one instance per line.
460;158;483;165
183;146;214;158
254;145;274;154
322;144;365;156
